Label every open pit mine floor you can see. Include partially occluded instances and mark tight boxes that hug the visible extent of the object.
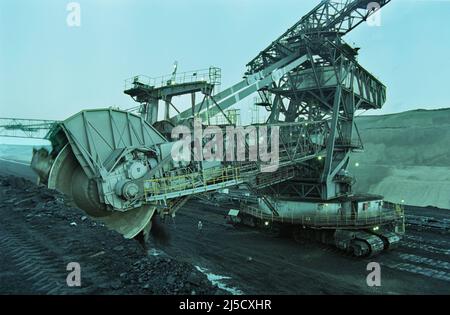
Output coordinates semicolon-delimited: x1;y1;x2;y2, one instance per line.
0;159;449;295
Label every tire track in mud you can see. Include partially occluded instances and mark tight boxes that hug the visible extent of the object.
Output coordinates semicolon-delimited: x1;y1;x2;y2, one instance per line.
0;223;80;294
0;175;225;295
0;205;113;294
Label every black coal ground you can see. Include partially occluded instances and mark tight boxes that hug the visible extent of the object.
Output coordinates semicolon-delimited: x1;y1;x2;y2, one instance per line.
0;175;225;295
0;170;449;295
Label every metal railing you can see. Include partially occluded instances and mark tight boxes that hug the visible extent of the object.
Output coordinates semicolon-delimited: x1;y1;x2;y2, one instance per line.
241;204;404;229
124;67;221;91
144;166;241;199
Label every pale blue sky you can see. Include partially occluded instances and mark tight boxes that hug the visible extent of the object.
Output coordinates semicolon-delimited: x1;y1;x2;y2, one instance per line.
1;0;450;123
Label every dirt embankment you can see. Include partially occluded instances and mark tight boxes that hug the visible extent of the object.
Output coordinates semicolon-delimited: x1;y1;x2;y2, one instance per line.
0;175;224;295
351;108;450;210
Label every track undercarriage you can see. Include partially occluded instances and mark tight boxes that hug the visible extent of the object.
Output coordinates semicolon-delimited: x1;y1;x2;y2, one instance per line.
228;204;402;257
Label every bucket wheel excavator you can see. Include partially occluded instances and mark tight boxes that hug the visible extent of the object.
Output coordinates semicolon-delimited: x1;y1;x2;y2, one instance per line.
30;0;404;256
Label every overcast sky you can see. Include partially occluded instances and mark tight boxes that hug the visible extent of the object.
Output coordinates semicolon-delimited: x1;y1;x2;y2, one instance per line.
1;0;450;123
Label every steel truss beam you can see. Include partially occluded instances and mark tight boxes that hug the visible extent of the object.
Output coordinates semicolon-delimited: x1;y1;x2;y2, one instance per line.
261;36;384;200
246;0;391;74
0;118;58;139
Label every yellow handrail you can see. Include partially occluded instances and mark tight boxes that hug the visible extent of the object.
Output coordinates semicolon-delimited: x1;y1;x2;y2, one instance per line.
144;166;241;197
